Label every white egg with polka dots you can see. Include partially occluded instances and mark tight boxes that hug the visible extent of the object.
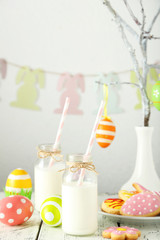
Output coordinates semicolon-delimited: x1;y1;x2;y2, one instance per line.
0;195;34;226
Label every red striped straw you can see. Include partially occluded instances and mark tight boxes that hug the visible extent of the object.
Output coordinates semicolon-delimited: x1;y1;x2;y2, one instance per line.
49;97;70;167
78;100;105;185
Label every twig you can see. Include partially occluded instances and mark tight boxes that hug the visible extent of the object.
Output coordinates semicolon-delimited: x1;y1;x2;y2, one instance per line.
103;0;139;39
139;0;148;87
118;16;139;39
148;64;160;70
142;6;160;52
140;0;146;32
147;7;160;33
118;22;150;125
118;24;144;88
95;80;140;88
143;35;160;40
103;1;143;85
123;0;141;26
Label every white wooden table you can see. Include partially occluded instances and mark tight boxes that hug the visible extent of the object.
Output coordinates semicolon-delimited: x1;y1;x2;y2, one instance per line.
0;192;160;240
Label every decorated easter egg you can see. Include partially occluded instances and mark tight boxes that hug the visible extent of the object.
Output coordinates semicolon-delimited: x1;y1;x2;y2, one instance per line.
5;168;32;199
0;195;34;226
96;116;116;148
152;81;160;111
40;196;62;227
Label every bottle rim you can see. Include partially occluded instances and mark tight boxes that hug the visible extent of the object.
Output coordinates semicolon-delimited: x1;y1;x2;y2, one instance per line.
38;143;61;152
66;153;92;162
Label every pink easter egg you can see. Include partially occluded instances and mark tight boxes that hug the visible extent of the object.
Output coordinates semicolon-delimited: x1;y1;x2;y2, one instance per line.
0;195;34;226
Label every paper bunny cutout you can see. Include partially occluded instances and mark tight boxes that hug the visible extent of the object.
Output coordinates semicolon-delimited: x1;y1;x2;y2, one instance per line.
54;73;85;114
105;73;123;114
0;59;7;79
130;68;158;110
94;73;123;115
10;66;45;110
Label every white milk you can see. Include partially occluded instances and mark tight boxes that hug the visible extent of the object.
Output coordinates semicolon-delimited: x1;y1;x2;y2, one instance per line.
62;182;98;235
34;163;64;211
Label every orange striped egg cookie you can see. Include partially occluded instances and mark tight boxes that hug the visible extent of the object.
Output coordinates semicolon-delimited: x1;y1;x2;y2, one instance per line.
5;168;32;199
96;117;116;148
101;198;124;215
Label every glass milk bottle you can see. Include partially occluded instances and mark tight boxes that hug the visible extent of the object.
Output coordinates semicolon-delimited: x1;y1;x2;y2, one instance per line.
62;154;98;236
34;143;64;211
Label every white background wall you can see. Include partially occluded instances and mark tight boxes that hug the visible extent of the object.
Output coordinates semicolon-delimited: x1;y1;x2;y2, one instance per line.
0;0;160;193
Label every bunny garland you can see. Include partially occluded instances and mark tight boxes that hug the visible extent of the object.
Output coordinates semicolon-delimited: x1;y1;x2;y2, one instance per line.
1;58;160;113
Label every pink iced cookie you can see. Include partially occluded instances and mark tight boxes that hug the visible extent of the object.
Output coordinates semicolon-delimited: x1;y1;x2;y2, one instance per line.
133;183;149;193
120;192;160;217
133;183;160;199
102;226;141;240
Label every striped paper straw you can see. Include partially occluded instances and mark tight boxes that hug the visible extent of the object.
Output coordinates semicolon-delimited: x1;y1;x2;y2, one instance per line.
49;97;70;167
78;100;105;185
54;97;70;149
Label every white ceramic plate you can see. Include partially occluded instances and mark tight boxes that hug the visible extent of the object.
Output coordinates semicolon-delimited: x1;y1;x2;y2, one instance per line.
98;208;160;224
98;194;160;224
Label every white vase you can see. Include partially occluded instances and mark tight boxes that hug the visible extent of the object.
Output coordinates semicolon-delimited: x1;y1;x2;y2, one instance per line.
121;126;160;191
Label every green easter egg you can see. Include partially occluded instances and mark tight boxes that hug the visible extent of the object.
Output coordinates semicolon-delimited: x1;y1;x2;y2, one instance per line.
40;195;62;226
152;81;160;111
